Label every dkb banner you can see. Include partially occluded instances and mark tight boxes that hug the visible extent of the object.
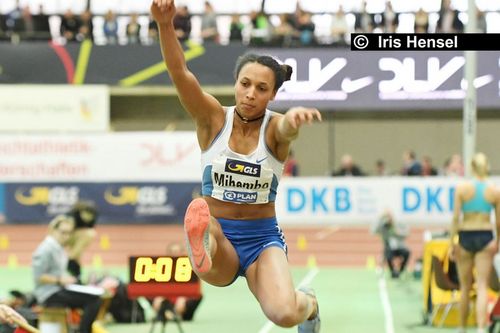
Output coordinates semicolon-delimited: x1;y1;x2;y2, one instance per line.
4;182;201;224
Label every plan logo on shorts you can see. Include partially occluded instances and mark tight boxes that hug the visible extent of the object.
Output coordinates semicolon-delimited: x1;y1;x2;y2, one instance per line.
225;158;261;177
223;190;258;203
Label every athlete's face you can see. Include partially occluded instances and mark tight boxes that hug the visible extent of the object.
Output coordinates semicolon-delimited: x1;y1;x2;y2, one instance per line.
234;63;277;118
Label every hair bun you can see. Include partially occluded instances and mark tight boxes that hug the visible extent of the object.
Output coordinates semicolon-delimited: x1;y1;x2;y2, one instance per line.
281;64;293;81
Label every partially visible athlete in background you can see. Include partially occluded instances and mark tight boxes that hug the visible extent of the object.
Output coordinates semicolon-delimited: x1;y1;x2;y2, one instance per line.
450;153;500;333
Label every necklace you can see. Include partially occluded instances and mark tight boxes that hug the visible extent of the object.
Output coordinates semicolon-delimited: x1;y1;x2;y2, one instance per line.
234;108;265;124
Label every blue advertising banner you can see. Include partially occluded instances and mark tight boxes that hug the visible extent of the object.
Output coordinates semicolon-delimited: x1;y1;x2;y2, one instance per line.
5;182;201;224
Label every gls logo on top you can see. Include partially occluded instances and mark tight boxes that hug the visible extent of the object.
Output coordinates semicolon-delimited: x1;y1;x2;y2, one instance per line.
15;186;80;215
225;159;261;177
104;186;174;215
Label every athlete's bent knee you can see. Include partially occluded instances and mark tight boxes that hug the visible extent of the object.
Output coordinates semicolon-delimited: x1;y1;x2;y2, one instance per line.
266;307;297;328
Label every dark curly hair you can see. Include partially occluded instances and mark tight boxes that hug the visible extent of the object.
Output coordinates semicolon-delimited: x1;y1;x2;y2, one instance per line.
234;53;292;92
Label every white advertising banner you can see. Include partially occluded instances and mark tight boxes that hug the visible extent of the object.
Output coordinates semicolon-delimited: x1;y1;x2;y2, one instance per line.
275;177;500;226
0;132;201;181
0;85;109;132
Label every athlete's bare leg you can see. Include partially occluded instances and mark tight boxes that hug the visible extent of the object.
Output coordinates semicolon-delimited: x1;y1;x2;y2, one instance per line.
184;198;239;286
245;247;317;327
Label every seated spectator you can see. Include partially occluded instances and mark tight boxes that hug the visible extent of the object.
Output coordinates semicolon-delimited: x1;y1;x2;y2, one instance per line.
421;156;438;176
126;13;141;44
173;5;191;42
151;242;202;323
375;159;389;176
373;210;411;278
60;9;80;42
414;8;429;33
200;1;219;43
443;153;464;176
330;6;349;46
333;154;364;176
229;14;243;43
32;215;102;333
283;150;299;177
401;150;422;176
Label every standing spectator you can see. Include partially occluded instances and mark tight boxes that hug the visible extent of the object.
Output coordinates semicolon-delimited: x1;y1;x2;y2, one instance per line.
297;11;315;46
436;0;463;33
77;9;94;42
330;6;349;46
354;1;374;33
421;156;438;176
148;14;159;43
272;13;296;47
200;1;219;43
173;5;191;42
32;215;102;333
401;150;422;176
381;1;398;33
414;7;429;33
283;150;299;177
373;210;411;278
33;4;51;40
249;10;272;45
333;154;364;176
126;13;141;44
60;9;80;42
20;6;34;40
5;0;22;40
229;14;243;43
475;7;487;33
103;10;119;44
67;200;99;282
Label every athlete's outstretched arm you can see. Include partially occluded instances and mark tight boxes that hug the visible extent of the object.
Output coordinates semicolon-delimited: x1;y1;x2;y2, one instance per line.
271;107;322;161
151;0;223;141
494;188;500;241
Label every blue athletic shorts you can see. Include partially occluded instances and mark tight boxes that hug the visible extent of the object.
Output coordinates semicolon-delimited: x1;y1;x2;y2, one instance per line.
218;216;287;280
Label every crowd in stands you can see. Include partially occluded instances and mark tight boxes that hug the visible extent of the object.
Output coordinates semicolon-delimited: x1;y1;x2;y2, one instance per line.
0;0;492;46
330;150;466;177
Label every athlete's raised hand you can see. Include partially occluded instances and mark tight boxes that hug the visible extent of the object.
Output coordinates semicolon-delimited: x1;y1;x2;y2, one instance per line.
151;0;176;24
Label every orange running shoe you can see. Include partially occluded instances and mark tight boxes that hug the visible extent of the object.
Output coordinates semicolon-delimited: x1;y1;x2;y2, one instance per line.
184;198;212;273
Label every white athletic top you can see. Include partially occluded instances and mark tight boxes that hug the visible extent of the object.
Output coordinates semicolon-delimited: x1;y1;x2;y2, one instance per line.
201;106;284;204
